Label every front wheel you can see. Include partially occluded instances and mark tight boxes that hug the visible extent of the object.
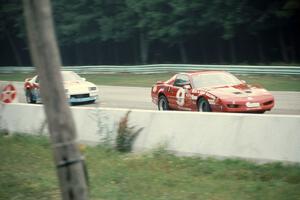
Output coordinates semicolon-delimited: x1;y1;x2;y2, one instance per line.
198;98;211;112
25;89;36;104
158;95;169;111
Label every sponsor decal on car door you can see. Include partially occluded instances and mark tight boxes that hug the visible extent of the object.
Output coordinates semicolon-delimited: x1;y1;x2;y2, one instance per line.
168;86;180;109
182;87;193;110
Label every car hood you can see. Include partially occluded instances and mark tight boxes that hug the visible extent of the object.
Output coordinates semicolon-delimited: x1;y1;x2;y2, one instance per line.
203;84;272;100
64;81;97;94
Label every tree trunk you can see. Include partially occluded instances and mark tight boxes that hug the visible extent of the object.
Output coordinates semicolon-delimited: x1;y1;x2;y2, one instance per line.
257;34;265;64
200;44;207;64
4;27;23;66
217;40;224;64
178;41;188;63
289;31;296;63
75;43;84;65
134;38;139;64
278;28;289;62
229;39;236;64
22;1;89;199
139;31;149;64
97;44;102;65
114;42;119;65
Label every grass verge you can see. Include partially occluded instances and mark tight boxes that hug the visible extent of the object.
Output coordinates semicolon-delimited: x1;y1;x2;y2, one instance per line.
0;73;300;91
1;134;300;200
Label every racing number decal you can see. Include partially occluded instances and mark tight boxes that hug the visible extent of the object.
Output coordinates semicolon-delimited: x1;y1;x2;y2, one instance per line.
176;88;185;106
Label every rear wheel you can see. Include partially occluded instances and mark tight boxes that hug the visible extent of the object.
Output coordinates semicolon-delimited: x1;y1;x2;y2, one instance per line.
158;95;169;111
25;89;36;104
198;98;211;112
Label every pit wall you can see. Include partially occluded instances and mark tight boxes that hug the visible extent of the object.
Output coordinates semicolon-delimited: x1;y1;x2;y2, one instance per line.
1;103;300;163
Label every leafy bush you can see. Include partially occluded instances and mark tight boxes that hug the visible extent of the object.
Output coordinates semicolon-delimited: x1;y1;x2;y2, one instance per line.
116;111;143;152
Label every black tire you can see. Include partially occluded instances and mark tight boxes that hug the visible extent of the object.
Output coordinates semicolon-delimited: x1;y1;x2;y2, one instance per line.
25;89;36;104
197;98;211;112
158;95;169;111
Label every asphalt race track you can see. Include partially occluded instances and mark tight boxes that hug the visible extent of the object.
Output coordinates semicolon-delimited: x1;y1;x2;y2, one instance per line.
2;81;300;115
86;85;300;115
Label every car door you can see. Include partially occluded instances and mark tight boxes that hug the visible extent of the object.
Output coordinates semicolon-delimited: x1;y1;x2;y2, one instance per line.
168;74;193;110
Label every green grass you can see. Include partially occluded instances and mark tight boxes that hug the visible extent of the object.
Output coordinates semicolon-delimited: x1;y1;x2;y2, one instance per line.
0;72;300;91
1;134;300;200
0;73;36;82
237;74;300;92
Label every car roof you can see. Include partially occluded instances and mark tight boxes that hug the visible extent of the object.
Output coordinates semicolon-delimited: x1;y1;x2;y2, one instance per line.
179;70;228;76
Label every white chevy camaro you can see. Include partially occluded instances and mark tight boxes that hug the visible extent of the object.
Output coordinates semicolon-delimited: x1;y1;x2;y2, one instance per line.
24;71;99;104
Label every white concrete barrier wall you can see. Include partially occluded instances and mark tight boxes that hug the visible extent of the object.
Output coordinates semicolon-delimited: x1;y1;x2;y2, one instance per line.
1;103;300;163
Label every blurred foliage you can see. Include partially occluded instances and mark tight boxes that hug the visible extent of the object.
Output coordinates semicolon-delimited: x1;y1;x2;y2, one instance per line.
0;0;299;65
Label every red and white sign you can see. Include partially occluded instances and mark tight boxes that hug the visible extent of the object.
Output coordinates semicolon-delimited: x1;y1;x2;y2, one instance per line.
0;84;17;103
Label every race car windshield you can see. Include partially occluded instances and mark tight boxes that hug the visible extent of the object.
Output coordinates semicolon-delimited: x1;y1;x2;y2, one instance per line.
61;72;82;81
192;73;242;88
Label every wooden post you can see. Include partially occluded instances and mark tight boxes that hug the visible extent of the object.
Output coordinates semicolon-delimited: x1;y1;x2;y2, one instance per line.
22;0;88;199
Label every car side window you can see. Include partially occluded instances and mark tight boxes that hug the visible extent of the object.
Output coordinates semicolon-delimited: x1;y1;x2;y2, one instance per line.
174;74;190;87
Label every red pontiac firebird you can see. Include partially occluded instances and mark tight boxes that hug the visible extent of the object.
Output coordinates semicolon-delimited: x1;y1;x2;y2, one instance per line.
151;71;274;113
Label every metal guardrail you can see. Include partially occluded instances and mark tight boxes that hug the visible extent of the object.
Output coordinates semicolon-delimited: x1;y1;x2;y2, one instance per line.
0;64;300;75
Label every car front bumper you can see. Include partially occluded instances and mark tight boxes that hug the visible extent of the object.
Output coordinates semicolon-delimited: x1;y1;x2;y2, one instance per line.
69;96;98;103
67;91;99;103
211;99;274;113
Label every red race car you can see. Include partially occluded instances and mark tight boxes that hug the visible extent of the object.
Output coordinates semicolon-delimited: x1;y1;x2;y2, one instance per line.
151;71;274;113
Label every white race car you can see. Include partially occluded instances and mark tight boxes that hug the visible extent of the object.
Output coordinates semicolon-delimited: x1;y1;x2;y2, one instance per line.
24;71;99;104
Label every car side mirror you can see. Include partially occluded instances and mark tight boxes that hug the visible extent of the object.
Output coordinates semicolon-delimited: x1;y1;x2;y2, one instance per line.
183;84;191;90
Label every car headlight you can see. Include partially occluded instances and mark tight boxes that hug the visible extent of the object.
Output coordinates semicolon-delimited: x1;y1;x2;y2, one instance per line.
88;86;97;91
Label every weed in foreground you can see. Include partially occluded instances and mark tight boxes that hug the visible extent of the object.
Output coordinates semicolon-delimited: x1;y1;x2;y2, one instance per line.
116;111;143;153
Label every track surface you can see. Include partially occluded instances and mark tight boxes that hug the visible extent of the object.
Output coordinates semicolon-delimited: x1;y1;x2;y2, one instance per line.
2;81;300;115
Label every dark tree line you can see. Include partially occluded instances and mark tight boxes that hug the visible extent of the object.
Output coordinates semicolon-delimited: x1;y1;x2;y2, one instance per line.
1;0;299;66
